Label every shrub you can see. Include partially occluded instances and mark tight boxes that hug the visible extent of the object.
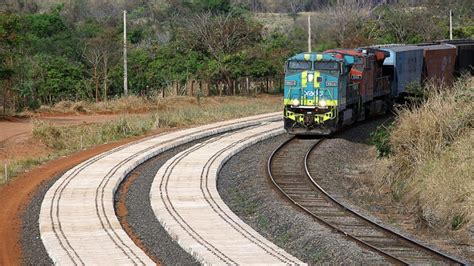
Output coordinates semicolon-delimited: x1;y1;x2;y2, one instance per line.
380;78;473;232
370;124;393;158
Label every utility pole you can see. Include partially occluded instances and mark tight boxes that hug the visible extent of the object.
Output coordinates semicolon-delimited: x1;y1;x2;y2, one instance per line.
307;14;311;53
449;10;453;40
123;10;128;96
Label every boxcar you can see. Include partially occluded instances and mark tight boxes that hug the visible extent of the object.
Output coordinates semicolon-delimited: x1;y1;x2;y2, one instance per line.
374;45;424;98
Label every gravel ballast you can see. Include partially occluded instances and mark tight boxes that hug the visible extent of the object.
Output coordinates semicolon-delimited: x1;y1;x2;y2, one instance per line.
115;140;210;265
21;174;59;265
217;133;388;264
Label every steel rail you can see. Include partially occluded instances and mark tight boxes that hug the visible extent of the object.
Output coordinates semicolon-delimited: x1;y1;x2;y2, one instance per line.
304;140;467;266
267;137;408;265
267;136;467;265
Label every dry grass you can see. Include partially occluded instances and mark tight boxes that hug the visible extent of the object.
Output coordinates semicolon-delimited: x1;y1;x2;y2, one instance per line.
32;115;158;153
1;95;281;184
379;78;473;233
32;95;281;152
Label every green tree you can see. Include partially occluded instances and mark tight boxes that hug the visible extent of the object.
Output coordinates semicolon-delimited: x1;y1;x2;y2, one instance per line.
191;0;231;13
36;54;85;103
0;12;20;113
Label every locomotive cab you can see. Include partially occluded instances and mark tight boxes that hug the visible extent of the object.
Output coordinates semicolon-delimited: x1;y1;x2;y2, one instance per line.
283;52;354;135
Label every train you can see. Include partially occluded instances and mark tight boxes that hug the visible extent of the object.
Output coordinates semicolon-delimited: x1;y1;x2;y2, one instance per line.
283;40;474;135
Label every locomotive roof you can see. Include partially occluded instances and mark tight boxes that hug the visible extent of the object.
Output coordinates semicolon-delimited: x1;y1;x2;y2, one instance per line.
325;48;389;61
288;52;342;62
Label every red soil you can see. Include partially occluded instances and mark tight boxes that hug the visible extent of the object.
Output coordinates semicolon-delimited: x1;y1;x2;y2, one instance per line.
0;136;154;264
0;116;152;265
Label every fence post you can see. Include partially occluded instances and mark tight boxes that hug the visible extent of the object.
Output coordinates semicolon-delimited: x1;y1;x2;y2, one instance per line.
4;162;7;182
246;77;250;95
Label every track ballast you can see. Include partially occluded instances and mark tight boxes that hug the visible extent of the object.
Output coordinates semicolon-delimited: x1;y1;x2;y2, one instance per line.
268;137;466;265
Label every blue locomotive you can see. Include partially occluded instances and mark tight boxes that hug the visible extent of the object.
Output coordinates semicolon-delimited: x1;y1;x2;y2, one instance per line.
283;49;392;135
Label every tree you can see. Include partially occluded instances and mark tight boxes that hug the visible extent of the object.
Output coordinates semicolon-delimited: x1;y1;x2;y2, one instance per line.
0;12;20;113
182;12;261;89
285;0;306;22
371;4;445;44
36;54;84;103
313;2;374;48
191;0;231;13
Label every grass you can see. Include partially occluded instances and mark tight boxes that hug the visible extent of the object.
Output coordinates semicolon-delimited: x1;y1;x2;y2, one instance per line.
275;231;292;246
376;77;473;233
32;115;158;153
309;251;324;263
230;188;258;216
1;95;281;185
0;157;50;184
370;124;393;158
257;215;270;229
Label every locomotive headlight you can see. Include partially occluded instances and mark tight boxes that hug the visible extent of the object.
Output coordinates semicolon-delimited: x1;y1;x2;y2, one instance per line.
292;99;300;106
308;73;314;82
319;100;327;107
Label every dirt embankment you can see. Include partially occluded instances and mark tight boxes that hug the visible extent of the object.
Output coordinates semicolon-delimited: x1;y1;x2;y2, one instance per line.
0;112;154;264
0;133;150;265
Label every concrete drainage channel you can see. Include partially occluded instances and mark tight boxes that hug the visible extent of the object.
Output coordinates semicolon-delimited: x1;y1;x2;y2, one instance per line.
24;113;306;264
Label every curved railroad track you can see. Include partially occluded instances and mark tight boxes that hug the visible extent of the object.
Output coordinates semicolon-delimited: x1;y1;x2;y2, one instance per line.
268;137;466;265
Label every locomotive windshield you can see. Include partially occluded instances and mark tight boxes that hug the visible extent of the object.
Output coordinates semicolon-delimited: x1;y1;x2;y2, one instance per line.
314;61;339;71
287;60;312;74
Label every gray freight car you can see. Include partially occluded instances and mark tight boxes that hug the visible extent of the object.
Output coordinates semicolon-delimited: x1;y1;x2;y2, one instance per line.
374;45;424;98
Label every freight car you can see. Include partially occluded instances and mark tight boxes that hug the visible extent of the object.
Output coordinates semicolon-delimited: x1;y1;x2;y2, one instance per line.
439;39;474;75
283;49;391;135
283;40;473;135
373;45;424;98
417;43;457;85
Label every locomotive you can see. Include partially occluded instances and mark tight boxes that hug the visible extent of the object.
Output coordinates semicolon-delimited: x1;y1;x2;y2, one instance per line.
283;41;473;135
283;48;391;135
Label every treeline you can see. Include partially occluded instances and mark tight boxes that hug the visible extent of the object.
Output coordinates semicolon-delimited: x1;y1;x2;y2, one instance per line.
0;0;473;112
0;1;304;112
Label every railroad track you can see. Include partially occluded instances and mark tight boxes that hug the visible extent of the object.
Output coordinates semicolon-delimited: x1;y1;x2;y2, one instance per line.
268;137;466;265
